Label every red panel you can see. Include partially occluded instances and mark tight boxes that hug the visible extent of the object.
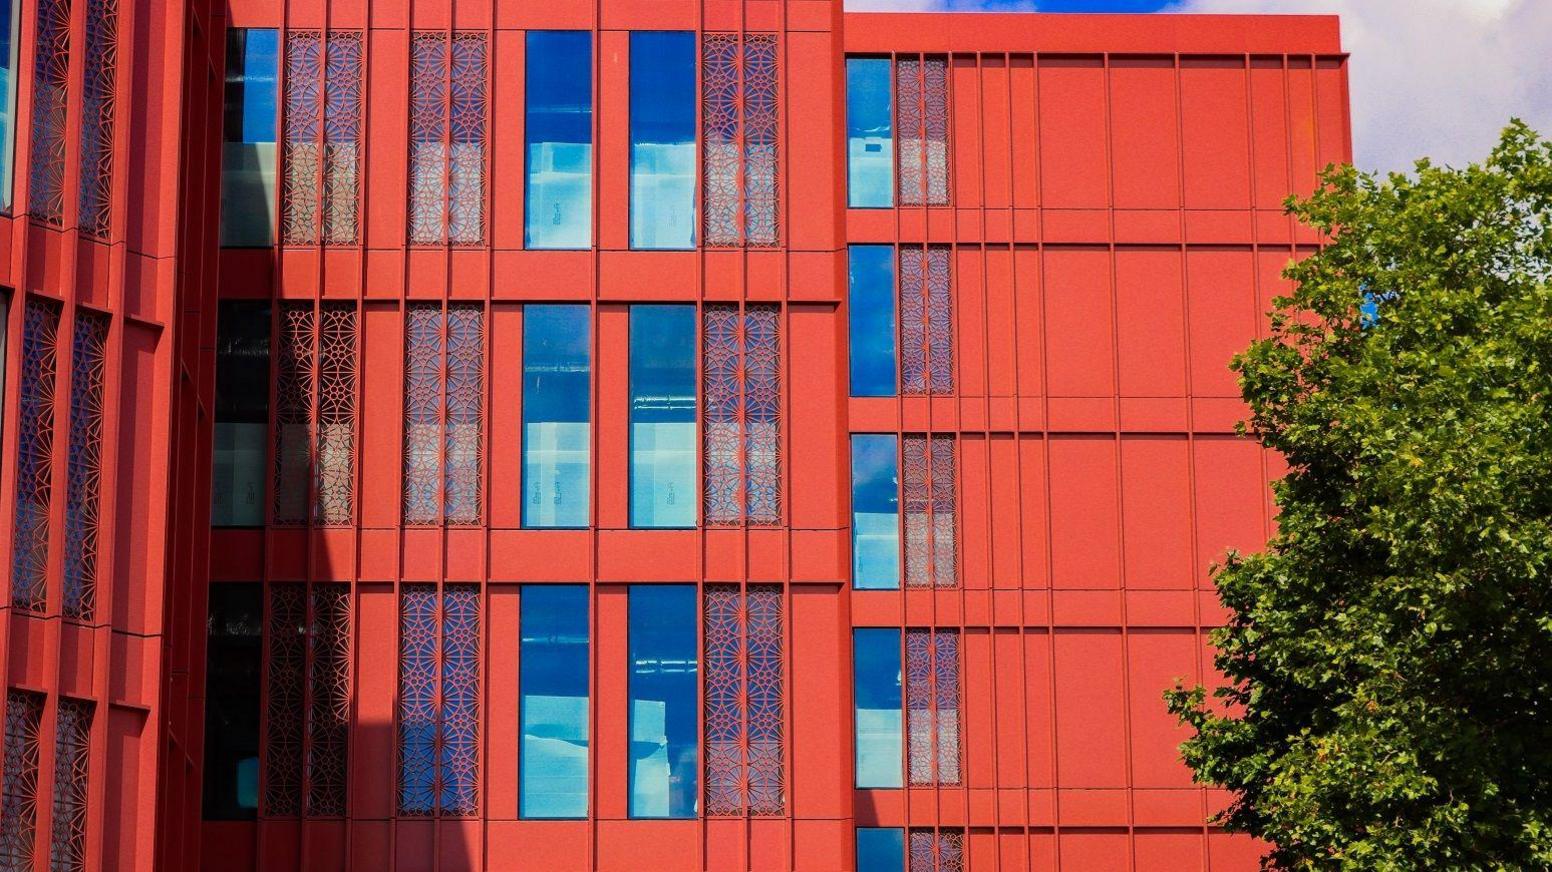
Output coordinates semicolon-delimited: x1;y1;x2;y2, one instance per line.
1180;58;1252;210
1127;630;1198;788
1120;435;1192;590
1055;633;1127;791
1115;247;1186;398
1043;247;1114;398
1038;58;1108;209
1110;58;1181;210
1186;248;1257;398
1049;436;1120;590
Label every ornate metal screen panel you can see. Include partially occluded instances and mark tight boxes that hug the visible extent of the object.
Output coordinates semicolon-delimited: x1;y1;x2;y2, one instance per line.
403;304;443;524
903;435;957;589
408;33;486;246
908;829;965;872
49;700;91;872
404;305;483;525
899;245;954;395
398;585;480;816
273;303;356;525
282;31;363;245
702;34;780;247
447;34;487;246
444;306;483;524
28;0;70;226
906;629;961;786
0;692;42;872
263;583;306;815
12;300;61;612
322;33;362;244
440;584;480;815
397;585;438;816
281;32;323;244
896;56;950;207
306;586;350;816
704;305;782;525
408;34;448;245
316;304;357;524
78;0;119;239
63;312;110;620
704;584;785;816
274;304;315;524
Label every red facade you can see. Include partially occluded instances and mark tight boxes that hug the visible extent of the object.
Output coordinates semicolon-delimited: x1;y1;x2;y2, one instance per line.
0;2;1350;870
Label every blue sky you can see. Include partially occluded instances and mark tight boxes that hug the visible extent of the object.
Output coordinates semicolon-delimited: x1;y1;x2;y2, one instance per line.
843;0;1552;176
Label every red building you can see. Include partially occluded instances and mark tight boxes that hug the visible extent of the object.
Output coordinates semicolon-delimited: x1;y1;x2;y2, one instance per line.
0;2;1350;870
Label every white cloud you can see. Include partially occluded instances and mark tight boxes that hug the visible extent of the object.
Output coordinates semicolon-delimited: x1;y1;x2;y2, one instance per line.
1163;0;1552;174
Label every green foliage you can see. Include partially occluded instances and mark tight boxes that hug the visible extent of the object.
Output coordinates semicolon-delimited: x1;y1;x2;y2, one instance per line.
1165;122;1552;870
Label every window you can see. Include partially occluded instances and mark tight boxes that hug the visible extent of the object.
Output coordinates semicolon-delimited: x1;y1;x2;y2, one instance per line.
630;32;695;249
63;311;109;620
900;245;953;395
263;583;351;816
908;829;966;871
202;583;262;820
0;691;42;871
282;31;363;245
630;306;695;528
857;828;905;872
521;585;589;819
399;584;479;816
78;0;117;239
525;31;592;250
851;434;900;590
220;29;279;246
704;304;780;525
211;301;270;527
628;585;698;818
905;629;960;785
408;32;487;246
0;0;22;211
704;584;784;815
903;435;956;589
27;0;69;226
896;56;949;206
848;245;897;397
50;699;92;870
846;58;893;208
703;33;779;247
854;628;902;788
523;305;590;528
274;302;357;526
11;298;60;612
404;303;484;525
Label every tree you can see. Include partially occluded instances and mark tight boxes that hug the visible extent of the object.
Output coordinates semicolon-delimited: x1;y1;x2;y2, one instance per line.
1166;121;1552;870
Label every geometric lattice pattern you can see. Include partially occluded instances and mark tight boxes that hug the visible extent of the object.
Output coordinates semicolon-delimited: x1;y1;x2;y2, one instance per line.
398;585;479;816
78;0;119;239
702;34;779;248
900;245;953;395
49;699;91;872
896;56;950;207
273;303;357;525
262;583;305;816
0;691;42;872
63;311;110;620
12;300;61;612
704;584;784;816
908;829;966;872
261;584;350;817
404;304;483;525
906;629;960;786
704;305;781;525
306;586;350;816
282;31;363;245
28;0;71;226
903;435;957;589
408;33;486;246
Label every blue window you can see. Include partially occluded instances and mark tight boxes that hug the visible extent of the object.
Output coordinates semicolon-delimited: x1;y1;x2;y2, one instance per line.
851;435;900;590
523;305;590;528
220;29;279;246
854;628;903;788
849;245;897;397
846;58;893;209
630;32;695;249
630;306;696;528
628;585;698;818
520;585;590;818
526;31;592;249
0;0;20;211
857;828;905;871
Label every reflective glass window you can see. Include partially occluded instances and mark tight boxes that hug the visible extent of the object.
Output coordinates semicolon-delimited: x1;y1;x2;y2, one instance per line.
854;628;903;789
221;29;279;246
212;301;270;526
628;585;699;818
631;306;696;528
0;0;20;211
526;31;592;249
201;583;262;819
849;245;897;397
520;585;590;818
630;31;695;249
857;827;905;872
852;434;900;590
846;58;893;208
523;305;591;528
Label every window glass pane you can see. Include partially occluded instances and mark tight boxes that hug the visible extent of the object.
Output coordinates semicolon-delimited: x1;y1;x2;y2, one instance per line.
521;585;590;818
523;305;591;527
221;29;279;246
628;585;698;817
857;827;905;872
849;245;897;397
630;32;695;249
0;0;19;210
854;628;903;788
847;58;893;208
202;583;262;819
526;31;592;249
852;434;900;590
212;302;270;526
630;306;695;527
